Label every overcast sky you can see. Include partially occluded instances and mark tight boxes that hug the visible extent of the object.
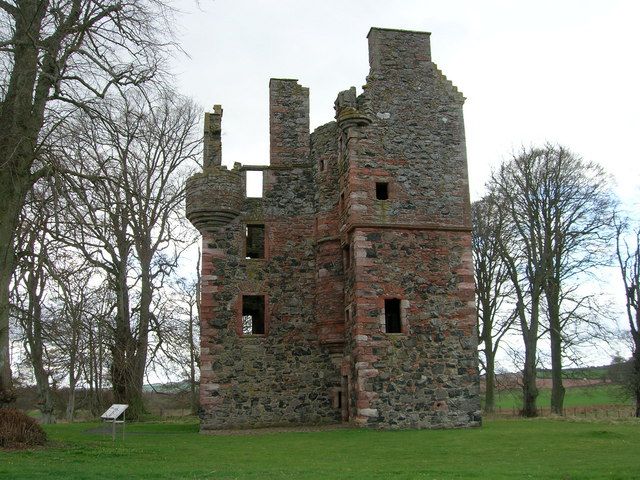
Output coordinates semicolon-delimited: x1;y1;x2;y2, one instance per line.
170;0;639;364
171;0;639;204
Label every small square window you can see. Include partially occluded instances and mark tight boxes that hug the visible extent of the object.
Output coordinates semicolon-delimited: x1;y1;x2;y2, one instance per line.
376;182;389;200
246;225;264;259
242;295;265;335
384;298;401;333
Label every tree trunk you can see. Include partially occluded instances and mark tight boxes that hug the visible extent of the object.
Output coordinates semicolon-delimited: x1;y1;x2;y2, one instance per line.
0;252;15;406
546;275;565;415
0;181;25;406
549;323;565;415
30;333;56;424
28;300;55;423
522;340;539;417
32;360;55;424
66;341;77;422
132;254;152;417
521;296;540;418
111;294;146;419
66;370;77;423
66;389;75;422
0;0;50;406
483;335;495;413
634;335;640;418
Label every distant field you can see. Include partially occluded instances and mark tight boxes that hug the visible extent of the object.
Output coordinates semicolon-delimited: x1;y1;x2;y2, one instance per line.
492;383;633;411
1;418;639;479
536;366;610;380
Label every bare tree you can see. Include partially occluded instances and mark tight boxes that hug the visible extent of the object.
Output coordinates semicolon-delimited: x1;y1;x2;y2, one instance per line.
0;0;176;405
489;149;547;417
119;89;200;416
57;87;200;418
11;184;57;422
46;257;102;422
615;217;640;417
80;283;113;417
472;196;514;413
532;145;614;414
162;268;200;414
489;145;615;415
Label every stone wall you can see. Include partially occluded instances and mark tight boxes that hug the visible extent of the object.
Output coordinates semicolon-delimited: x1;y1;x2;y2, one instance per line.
269;79;310;167
348;228;479;428
336;28;480;428
198;188;343;429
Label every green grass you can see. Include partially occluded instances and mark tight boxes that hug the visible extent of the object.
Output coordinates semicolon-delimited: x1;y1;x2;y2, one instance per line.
1;418;639;479
493;384;632;410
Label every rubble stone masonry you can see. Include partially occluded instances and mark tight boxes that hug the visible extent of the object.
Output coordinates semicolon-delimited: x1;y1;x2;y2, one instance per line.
186;27;481;430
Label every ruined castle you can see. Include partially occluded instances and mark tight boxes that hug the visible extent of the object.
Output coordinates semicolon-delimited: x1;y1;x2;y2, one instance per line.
186;28;481;430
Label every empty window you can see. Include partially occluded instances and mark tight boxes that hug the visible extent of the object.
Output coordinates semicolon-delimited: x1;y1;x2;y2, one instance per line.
246;225;264;259
376;182;389;200
385;298;401;333
246;170;263;198
242;295;265;335
319;158;325;172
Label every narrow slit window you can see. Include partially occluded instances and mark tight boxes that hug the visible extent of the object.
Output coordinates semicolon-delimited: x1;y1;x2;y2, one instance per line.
242;295;265;335
384;298;402;333
342;244;350;270
319;158;325;172
376;182;389;200
246;225;265;259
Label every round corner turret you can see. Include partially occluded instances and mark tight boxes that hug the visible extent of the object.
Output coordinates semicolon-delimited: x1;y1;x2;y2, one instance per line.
186;166;242;232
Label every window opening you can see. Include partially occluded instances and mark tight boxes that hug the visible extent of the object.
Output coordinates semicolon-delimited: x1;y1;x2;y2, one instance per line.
246;224;265;259
341;375;350;421
242;295;265;335
385;298;401;333
246;170;263;198
319;158;325;172
342;244;350;270
376;182;389;200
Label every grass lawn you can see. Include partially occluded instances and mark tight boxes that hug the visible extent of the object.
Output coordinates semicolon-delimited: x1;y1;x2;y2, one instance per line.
1;418;639;479
493;384;632;410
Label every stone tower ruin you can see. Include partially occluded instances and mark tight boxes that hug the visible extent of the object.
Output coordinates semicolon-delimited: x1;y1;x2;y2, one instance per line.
186;28;481;430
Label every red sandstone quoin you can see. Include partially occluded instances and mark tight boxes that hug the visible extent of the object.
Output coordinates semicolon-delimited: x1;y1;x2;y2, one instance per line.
186;28;481;430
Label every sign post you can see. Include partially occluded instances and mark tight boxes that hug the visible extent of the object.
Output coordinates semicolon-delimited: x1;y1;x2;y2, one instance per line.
101;404;129;441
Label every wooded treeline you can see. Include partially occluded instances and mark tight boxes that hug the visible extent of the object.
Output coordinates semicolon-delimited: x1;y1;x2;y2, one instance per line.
0;0;202;421
473;144;640;418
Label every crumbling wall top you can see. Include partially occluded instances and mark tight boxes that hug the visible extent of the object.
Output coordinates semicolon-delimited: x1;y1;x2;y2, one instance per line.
269;78;310;166
203;104;223;168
